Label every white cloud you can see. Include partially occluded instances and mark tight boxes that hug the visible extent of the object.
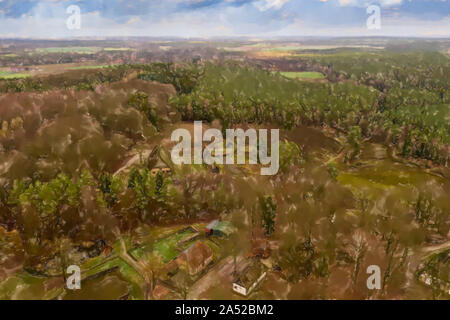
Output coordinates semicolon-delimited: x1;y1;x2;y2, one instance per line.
338;0;403;7
0;0;448;39
255;0;291;11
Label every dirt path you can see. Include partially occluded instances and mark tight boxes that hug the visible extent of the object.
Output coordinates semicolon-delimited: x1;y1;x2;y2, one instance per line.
421;240;450;256
187;255;249;299
114;150;151;175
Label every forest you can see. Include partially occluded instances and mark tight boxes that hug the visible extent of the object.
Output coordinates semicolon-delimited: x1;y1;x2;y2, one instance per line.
0;46;449;299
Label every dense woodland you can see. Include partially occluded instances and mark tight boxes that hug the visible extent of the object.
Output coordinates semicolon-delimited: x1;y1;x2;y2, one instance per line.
0;49;449;298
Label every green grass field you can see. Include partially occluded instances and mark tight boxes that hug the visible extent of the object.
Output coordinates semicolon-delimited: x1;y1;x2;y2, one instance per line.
0;54;19;59
70;65;112;70
152;229;196;262
103;48;132;52
0;71;30;79
35;47;101;54
265;46;303;52
278;71;325;80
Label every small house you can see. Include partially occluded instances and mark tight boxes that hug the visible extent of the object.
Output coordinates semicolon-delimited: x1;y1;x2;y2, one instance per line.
205;220;219;235
176;241;213;276
232;261;267;297
248;239;271;259
205;220;236;238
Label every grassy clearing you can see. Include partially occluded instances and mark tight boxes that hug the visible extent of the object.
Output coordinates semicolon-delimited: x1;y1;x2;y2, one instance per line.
0;71;30;79
35;47;101;54
338;172;397;193
265;46;303;52
0;53;19;59
278;71;325;80
70;65;112;70
220;47;245;52
153;229;196;262
133;224;189;245
103;47;132;52
254;50;294;58
336;158;444;200
338;163;426;187
248;42;270;48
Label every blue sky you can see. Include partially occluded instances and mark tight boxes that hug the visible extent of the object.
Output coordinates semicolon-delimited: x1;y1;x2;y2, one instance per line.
0;0;448;38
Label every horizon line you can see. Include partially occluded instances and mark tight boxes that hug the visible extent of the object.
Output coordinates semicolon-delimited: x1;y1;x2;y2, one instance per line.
1;35;449;41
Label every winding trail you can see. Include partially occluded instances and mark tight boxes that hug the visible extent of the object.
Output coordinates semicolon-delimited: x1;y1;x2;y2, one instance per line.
114;150;152;175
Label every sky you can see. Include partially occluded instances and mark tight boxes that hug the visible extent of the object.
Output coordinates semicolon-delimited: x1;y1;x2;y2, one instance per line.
0;0;448;38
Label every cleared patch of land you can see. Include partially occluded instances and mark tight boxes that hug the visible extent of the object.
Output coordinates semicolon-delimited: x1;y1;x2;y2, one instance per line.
278;71;325;80
34;47;102;54
103;47;132;52
0;71;30;79
70;65;114;70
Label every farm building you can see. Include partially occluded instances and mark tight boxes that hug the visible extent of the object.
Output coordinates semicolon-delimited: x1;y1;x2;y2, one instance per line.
205;220;219;234
232;261;267;297
152;280;179;300
205;220;236;237
176;241;213;276
248;239;271;259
